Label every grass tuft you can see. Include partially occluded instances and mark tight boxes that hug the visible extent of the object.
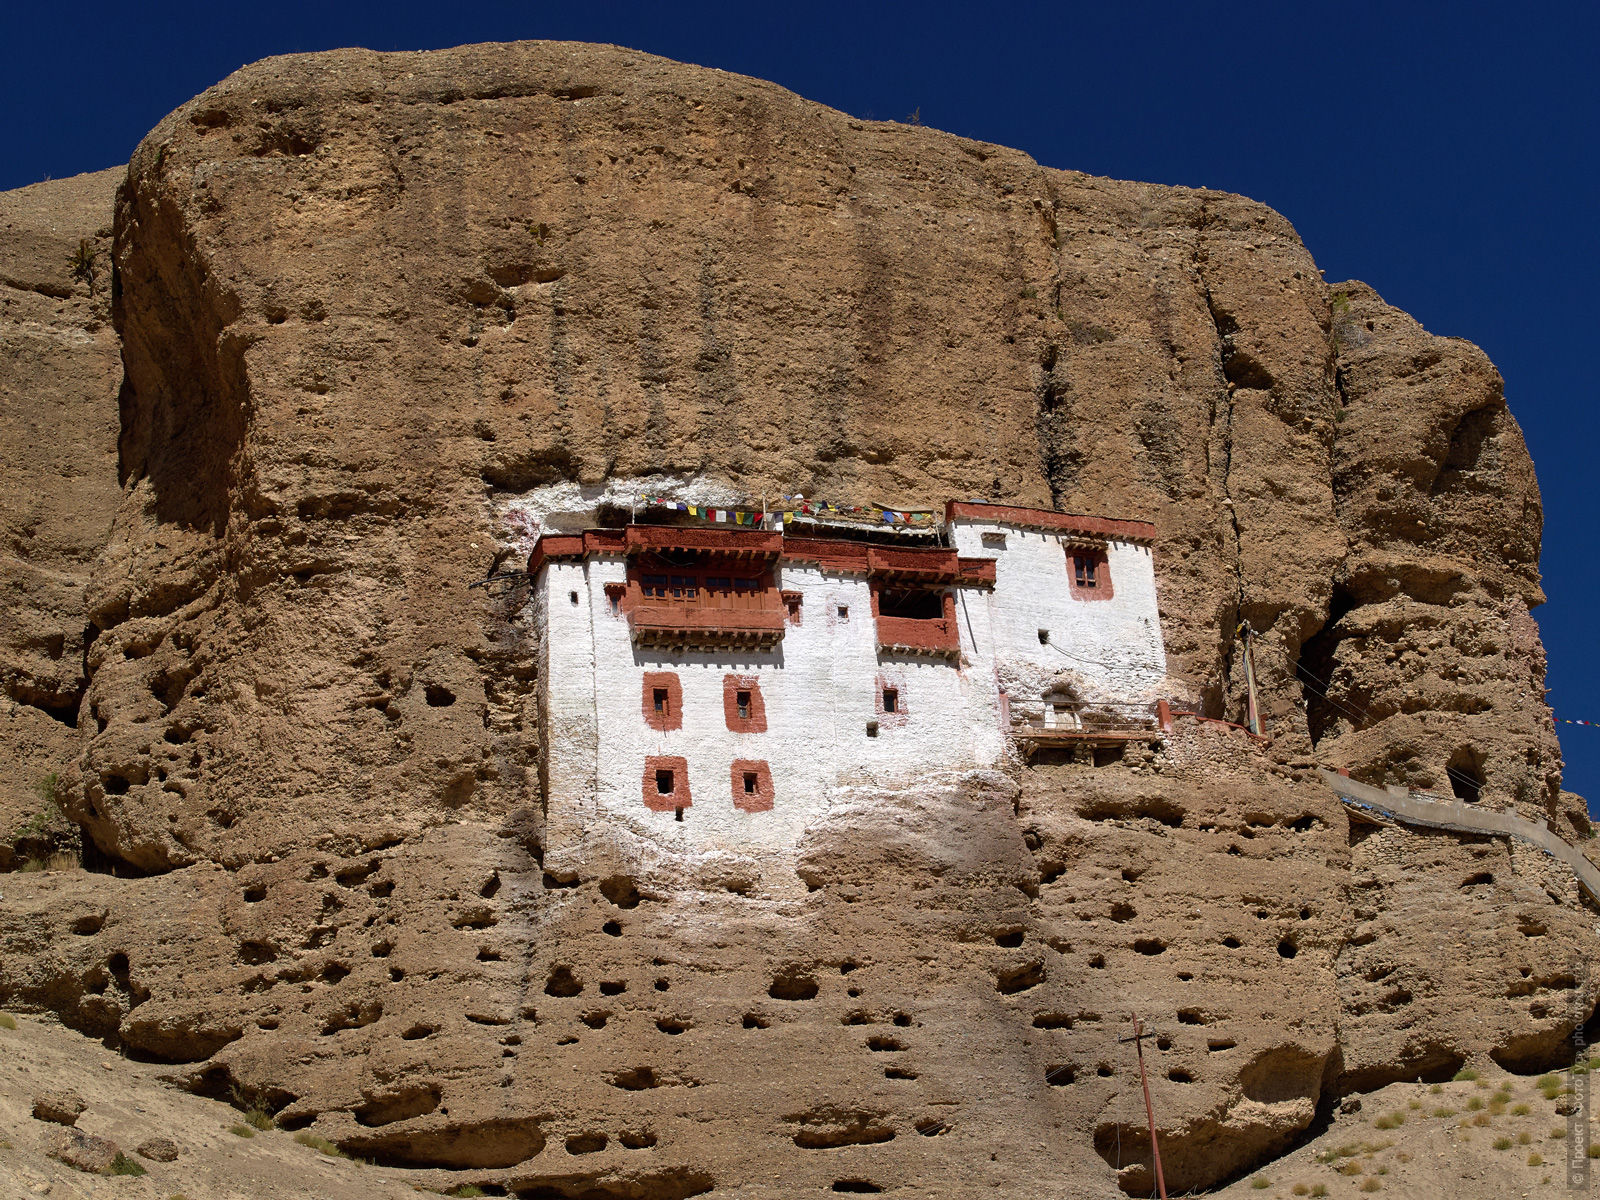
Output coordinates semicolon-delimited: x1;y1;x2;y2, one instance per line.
1360;1179;1381;1193
229;1123;255;1138
108;1152;147;1177
1493;1136;1513;1150
1528;1152;1544;1166
0;1013;16;1030
1309;1187;1328;1198
447;1189;487;1199
1452;1067;1479;1082
293;1131;345;1157
1249;1178;1269;1190
1432;1107;1457;1118
1549;1126;1567;1139
1465;1096;1485;1111
1511;1102;1531;1115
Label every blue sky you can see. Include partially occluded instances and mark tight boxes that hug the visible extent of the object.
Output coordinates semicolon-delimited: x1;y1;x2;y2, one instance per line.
6;1;1595;810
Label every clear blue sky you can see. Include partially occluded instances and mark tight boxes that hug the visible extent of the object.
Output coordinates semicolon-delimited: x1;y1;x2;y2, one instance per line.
7;2;1595;811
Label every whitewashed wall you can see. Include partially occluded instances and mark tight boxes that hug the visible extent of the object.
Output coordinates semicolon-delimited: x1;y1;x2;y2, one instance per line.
949;516;1168;710
536;515;1168;886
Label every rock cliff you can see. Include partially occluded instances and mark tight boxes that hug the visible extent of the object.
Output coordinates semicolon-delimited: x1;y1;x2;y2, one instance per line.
0;40;1593;1199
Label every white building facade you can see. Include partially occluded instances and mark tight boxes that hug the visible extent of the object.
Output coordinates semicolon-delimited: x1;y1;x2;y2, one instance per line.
530;501;1169;880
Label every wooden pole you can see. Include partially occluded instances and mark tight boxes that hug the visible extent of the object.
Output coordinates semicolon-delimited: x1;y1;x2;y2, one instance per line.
1129;1016;1169;1200
1239;621;1261;737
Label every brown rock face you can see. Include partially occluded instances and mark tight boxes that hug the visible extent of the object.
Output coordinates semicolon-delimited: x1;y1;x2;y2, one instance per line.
0;170;122;870
1;40;1594;1198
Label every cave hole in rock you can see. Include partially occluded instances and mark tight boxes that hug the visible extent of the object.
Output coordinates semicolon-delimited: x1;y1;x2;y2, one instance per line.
1177;1008;1207;1025
599;980;626;996
602;920;623;937
1045;1065;1075;1087
600;875;642;909
656;1018;689;1035
1109;902;1136;923
370;941;392;958
1167;1068;1194;1083
1222;935;1242;949
847;987;862;998
1207;1038;1236;1052
769;969;819;1001
71;914;104;936
369;879;395;898
1092;745;1125;767
1096;1064;1114;1078
885;1067;917;1080
424;684;456;708
1297;584;1358;745
1088;955;1106;970
1462;872;1494;888
1033;1013;1073;1030
566;1132;608;1155
322;962;350;984
1277;938;1299;959
542;872;580;890
654;977;670;992
915;1118;949;1137
1447;749;1485;802
243;885;266;903
839;959;860;974
479;873;501;899
619;1130;657;1149
401;1024;436;1040
994;928;1024;947
995;960;1046;993
1156;1035;1172;1051
832;1181;882;1193
609;1066;660;1091
1299;906;1313;920
843;1011;874;1026
239;941;276;966
866;1036;902;1052
1121;866;1145;882
1132;939;1166;956
545;967;583;997
892;1013;911;1027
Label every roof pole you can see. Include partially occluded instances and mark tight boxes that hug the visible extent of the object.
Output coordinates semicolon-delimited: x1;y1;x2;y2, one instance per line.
1123;1016;1169;1200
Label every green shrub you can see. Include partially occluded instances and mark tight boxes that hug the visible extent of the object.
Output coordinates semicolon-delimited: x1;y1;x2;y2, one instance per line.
1452;1067;1479;1082
1511;1103;1530;1115
108;1152;146;1176
1466;1096;1484;1111
1309;1187;1328;1198
1428;1083;1443;1094
0;1014;16;1030
448;1189;487;1199
1292;1187;1310;1197
1550;1126;1567;1139
1515;1131;1532;1145
293;1131;345;1157
1528;1152;1544;1166
244;1107;274;1131
1589;1143;1600;1159
229;1123;254;1138
1432;1107;1457;1118
1249;1178;1269;1190
1360;1179;1382;1193
1373;1112;1404;1130
1493;1137;1513;1150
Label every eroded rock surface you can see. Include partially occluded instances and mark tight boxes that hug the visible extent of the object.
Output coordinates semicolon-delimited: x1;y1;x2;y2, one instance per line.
0;40;1594;1198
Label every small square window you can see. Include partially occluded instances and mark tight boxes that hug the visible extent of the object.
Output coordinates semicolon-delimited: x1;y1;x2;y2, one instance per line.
653;688;669;715
1074;555;1098;588
743;772;758;795
569;590;580;605
882;688;898;714
837;605;849;619
610;595;621;615
655;769;675;795
866;720;879;738
736;690;752;719
1038;629;1050;644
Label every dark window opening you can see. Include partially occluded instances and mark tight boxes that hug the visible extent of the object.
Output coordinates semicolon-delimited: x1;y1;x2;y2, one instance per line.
882;688;898;714
569;590;580;605
641;573;670;598
674;807;684;822
737;690;752;719
655;770;674;796
743;772;758;795
877;587;944;620
609;595;621;615
866;720;879;738
653;688;668;715
837;605;849;619
1038;629;1050;644
1073;556;1098;588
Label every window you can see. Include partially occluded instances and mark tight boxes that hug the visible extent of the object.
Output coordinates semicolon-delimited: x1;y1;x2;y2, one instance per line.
642;573;670;598
1067;549;1113;601
643;755;691;812
837;605;849;619
1038;629;1050;645
882;688;898;714
670;574;698;599
731;759;772;812
1073;556;1098;588
723;675;766;732
876;588;944;619
642;673;682;732
866;720;879;737
569;590;580;605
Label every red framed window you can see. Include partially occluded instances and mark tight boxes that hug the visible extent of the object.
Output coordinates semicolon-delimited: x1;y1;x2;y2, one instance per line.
723;675;768;733
642;672;683;731
643;755;692;813
731;759;774;813
1067;550;1113;600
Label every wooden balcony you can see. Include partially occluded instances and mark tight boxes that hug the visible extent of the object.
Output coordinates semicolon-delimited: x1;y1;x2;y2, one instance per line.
627;604;786;650
875;614;960;657
1008;710;1160;759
